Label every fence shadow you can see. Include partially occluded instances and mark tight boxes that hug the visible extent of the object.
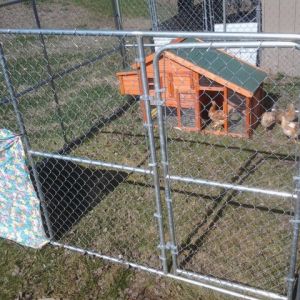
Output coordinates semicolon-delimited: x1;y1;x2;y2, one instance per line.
33;158;128;239
177;152;267;269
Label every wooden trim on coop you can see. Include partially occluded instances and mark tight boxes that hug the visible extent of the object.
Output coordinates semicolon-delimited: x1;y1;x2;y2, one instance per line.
245;96;252;138
224;87;229;133
176;90;182;128
117;74;125;94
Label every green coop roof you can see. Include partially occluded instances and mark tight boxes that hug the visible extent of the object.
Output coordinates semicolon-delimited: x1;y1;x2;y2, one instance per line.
168;38;267;94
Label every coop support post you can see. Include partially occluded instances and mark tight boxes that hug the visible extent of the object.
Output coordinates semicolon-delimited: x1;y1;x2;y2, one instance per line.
111;0;127;68
0;44;53;240
224;87;228;133
30;0;68;145
136;36;168;273
153;46;178;274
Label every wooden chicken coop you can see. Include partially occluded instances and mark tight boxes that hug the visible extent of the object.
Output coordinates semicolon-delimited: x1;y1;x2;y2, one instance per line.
116;38;268;138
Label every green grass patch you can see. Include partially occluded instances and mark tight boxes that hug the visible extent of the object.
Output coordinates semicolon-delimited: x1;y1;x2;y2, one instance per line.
1;40;299;299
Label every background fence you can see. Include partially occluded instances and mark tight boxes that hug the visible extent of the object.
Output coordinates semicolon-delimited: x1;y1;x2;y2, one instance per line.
1;28;300;300
0;0;261;31
2;0;300;77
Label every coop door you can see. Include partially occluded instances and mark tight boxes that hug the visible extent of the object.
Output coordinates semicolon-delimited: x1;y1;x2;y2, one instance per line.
227;90;248;136
176;92;200;131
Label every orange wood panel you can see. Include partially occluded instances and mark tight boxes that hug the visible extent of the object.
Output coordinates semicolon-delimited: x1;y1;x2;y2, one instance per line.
116;70;138;76
131;50;256;98
195;91;201;130
197;86;225;92
168;73;174;97
117;75;125;94
176;90;182;128
120;73;141;95
164;51;254;98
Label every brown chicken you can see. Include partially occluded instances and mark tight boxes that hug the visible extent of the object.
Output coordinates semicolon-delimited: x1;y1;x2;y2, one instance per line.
281;115;299;142
276;103;297;124
261;111;276;131
209;100;226;129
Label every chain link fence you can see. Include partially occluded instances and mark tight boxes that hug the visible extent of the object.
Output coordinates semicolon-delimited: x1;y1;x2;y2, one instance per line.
1;1;300;300
0;0;261;31
1;28;300;300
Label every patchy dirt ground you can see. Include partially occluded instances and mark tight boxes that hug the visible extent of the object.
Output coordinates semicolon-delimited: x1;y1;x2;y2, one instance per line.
0;1;296;300
0;1;150;30
0;239;230;300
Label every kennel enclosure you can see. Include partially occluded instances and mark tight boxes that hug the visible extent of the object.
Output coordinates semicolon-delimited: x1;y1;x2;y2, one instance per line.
0;27;300;300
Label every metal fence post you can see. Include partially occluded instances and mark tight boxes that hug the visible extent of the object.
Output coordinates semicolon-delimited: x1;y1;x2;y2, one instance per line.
31;0;68;144
256;0;262;66
287;92;300;299
147;0;159;31
153;48;178;273
208;0;214;32
0;43;53;239
203;0;208;31
112;0;127;68
136;36;168;273
223;0;227;32
287;177;300;300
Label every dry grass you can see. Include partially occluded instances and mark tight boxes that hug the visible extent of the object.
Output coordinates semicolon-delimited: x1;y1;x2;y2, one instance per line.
0;32;299;300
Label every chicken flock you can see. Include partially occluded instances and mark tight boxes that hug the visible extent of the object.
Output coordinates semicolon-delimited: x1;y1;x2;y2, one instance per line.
208;100;299;142
261;103;299;142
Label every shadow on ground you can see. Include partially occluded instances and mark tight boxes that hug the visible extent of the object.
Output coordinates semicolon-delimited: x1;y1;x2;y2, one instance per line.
31;158;128;239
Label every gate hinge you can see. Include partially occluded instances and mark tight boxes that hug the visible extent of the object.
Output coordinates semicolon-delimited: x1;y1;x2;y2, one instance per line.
154;212;162;220
148;162;158;169
293;176;300;183
286;276;295;283
166;197;173;203
135;58;144;64
165;242;178;255
140;95;152;101
290;219;300;224
140;95;164;106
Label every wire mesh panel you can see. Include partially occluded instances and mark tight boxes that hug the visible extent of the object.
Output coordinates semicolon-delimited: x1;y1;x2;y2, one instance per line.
153;40;300;298
0;32;165;271
1;28;300;300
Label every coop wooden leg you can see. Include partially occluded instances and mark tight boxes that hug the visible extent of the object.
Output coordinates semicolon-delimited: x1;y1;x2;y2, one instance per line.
140;100;147;123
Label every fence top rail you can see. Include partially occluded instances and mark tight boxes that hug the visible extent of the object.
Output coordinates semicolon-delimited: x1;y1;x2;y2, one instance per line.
1;28;300;41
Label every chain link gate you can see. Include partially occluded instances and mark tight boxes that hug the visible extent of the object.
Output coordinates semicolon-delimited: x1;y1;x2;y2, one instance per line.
1;29;300;300
146;38;300;299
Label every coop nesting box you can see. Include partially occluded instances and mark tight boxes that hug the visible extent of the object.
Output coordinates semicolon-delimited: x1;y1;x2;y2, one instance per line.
116;38;268;138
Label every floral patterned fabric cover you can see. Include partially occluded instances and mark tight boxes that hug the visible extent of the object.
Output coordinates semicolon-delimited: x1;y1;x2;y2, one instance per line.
0;129;48;248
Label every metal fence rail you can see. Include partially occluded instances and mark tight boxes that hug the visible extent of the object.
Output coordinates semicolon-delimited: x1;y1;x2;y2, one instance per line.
1;29;300;300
